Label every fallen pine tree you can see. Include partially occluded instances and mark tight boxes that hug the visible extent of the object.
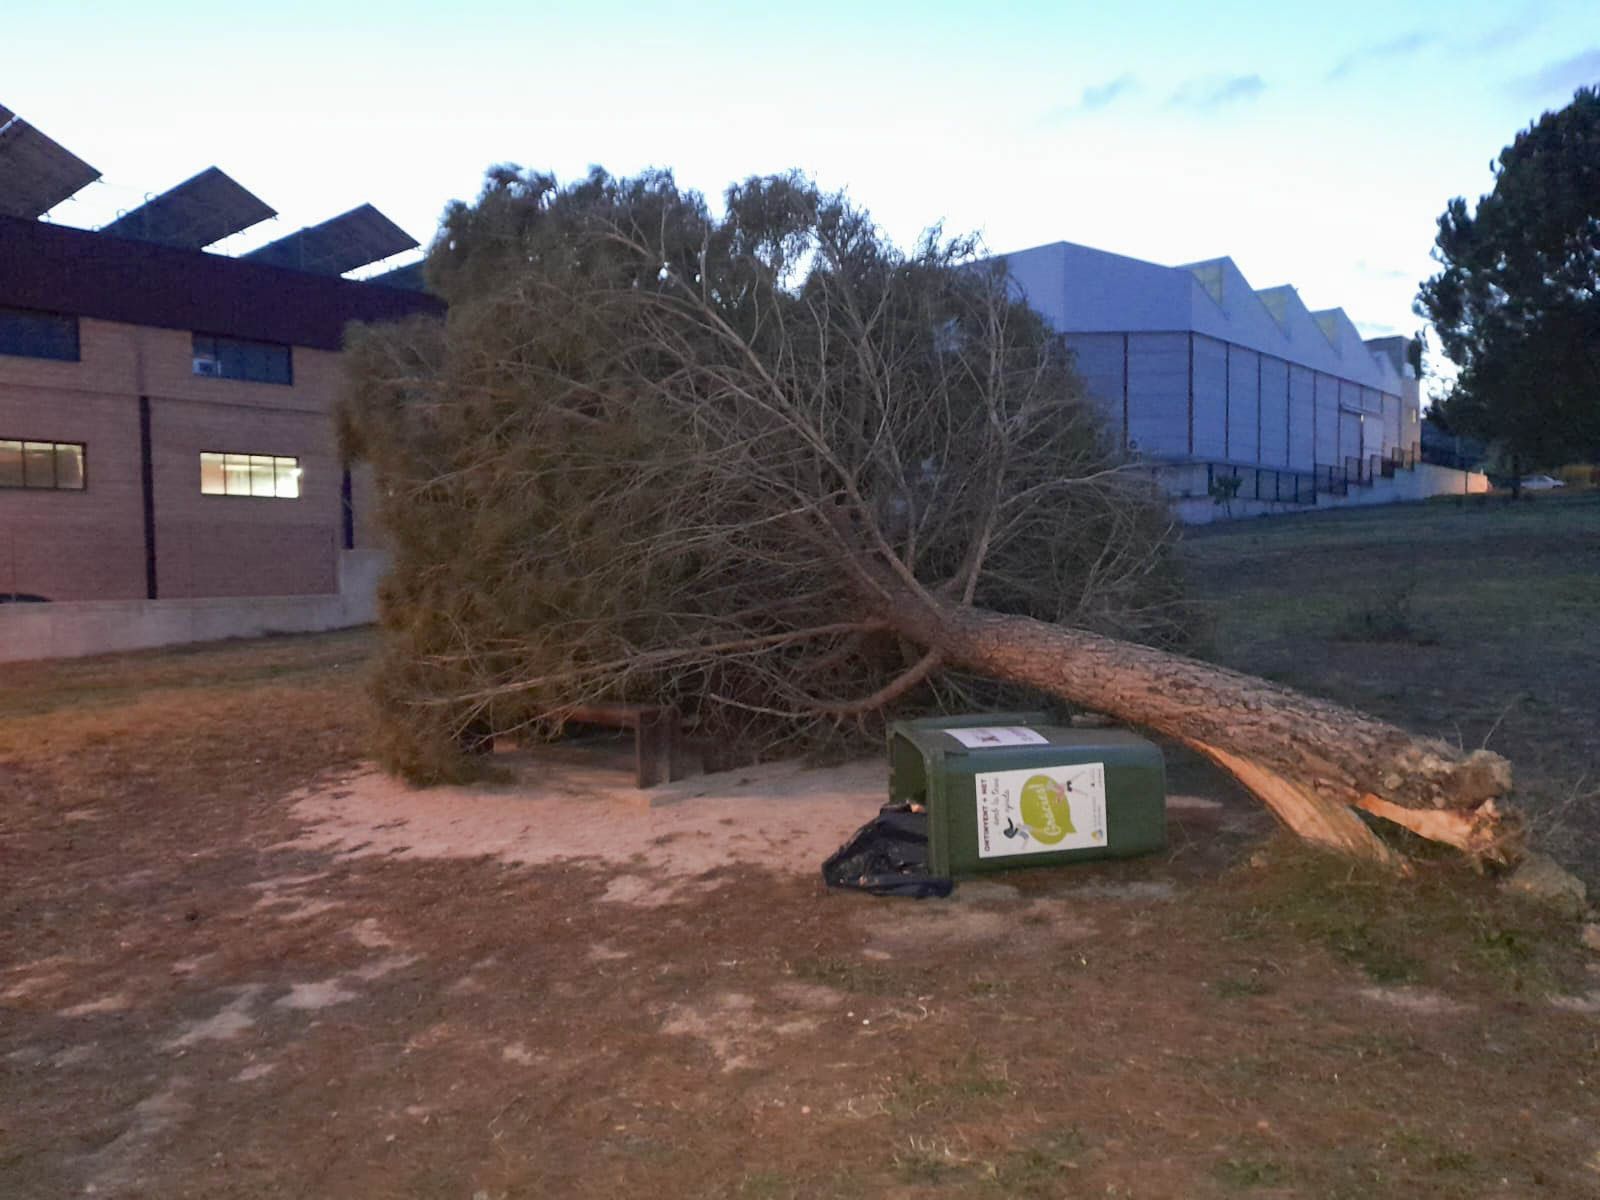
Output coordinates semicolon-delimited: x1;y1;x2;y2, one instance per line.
341;165;1522;868
879;591;1514;865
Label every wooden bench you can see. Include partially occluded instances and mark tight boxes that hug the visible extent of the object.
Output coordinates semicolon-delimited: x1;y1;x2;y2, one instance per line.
563;703;680;789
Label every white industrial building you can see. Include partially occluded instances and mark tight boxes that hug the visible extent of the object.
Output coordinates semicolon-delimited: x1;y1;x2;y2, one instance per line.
998;241;1479;519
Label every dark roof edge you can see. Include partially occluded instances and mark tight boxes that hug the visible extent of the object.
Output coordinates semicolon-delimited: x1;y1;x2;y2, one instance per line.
0;215;442;351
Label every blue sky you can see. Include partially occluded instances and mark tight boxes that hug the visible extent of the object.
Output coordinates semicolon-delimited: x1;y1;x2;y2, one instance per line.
5;0;1597;366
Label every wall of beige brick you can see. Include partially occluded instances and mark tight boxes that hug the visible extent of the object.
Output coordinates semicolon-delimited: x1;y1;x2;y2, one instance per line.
0;384;146;598
1;318;365;602
150;393;340;597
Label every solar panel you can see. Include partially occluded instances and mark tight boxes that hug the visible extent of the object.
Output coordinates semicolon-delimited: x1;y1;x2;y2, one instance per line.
367;260;427;291
242;203;418;276
0;113;101;218
101;167;276;249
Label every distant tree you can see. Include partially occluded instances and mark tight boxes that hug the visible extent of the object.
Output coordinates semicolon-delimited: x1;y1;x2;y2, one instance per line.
1416;86;1600;479
1406;329;1426;381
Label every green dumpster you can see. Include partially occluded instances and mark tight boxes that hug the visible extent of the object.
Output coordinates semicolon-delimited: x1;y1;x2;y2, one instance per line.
888;712;1166;878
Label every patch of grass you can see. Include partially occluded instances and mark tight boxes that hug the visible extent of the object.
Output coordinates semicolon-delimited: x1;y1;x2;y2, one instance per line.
1200;590;1351;645
1331;1031;1427;1063
1213;1156;1290;1189
0;629;373;720
1425;572;1600;659
1428;1148;1479;1173
983;1126;1091;1194
737;1171;798;1198
952;1073;1013;1100
1225;864;1422;984
1222;840;1585;995
0;639;373;814
882;1056;1016;1122
1333;579;1438;645
891;1136;968;1185
1182;495;1600;883
735;1170;863;1200
1184;491;1600;564
1214;973;1272;999
1314;1133;1502;1200
966;976;1013;999
1387;1129;1482;1176
1206;1054;1283;1085
789;957;922;998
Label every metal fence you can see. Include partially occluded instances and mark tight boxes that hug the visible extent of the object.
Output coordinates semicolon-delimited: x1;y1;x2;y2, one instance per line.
1421;444;1477;470
1205;463;1319;506
1195;448;1423;509
1388;445;1419;470
1344;455;1373;487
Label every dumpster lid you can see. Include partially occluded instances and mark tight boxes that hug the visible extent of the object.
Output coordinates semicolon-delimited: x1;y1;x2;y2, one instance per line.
893;722;1157;755
940;725;1050;749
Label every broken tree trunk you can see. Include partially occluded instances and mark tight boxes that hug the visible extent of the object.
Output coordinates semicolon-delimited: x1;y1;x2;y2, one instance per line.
882;591;1519;866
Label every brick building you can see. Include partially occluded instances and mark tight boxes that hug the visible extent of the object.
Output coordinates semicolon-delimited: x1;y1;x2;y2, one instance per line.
0;214;440;605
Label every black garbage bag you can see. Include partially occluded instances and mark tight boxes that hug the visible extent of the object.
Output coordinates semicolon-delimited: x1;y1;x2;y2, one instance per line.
822;804;953;899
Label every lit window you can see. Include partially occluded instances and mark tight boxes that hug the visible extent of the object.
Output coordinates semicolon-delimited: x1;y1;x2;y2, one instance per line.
192;334;292;385
0;439;86;489
199;452;301;498
0;307;80;362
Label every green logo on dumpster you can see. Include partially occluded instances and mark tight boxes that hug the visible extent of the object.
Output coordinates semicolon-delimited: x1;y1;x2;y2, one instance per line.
1019;774;1075;845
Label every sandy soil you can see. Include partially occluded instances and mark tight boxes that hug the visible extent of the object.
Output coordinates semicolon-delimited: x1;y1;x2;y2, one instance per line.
287;748;887;884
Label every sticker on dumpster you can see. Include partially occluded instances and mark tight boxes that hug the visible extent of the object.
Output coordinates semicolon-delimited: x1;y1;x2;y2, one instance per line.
944;726;1049;749
974;763;1107;858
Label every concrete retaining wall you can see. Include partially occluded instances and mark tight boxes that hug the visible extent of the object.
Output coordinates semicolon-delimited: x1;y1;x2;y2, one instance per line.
0;549;386;663
1174;463;1490;525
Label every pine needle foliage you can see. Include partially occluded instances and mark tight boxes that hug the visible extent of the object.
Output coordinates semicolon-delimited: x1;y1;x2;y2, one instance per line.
342;166;1191;782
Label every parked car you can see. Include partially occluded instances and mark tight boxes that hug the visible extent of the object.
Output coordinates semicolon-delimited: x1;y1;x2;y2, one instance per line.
1519;474;1566;490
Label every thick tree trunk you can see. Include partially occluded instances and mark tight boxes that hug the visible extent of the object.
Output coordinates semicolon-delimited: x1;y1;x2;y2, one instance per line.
883;592;1519;866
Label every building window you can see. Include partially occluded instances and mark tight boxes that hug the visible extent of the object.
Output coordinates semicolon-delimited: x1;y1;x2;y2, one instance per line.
200;452;301;499
192;334;292;385
0;439;86;490
0;307;80;362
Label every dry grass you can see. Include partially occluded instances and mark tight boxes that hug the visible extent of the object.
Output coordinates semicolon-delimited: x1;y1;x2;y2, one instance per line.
0;630;373;805
3;500;1599;1197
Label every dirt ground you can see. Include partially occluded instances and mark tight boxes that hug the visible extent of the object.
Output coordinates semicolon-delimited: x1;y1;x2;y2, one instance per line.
4;496;1600;1198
